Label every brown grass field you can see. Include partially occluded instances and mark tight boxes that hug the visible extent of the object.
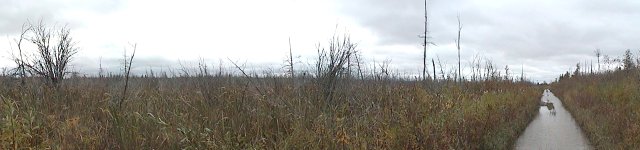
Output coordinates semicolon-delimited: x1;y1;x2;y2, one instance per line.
552;68;640;149
0;74;540;149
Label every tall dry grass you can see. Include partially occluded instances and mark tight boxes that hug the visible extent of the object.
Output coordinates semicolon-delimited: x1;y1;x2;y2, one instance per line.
552;69;640;149
0;74;539;149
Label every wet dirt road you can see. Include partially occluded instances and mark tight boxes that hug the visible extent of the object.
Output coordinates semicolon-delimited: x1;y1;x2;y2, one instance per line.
514;90;591;150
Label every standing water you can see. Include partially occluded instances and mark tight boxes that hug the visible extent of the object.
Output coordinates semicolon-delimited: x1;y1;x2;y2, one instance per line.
514;89;591;149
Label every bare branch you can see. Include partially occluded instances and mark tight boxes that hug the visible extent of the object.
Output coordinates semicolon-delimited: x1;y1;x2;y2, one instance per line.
227;58;265;96
13;20;78;85
119;43;136;108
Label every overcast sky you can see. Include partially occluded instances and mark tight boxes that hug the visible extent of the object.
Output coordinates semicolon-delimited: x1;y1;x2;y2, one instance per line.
1;0;639;82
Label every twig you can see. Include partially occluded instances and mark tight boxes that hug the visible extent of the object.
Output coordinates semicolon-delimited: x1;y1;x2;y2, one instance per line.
227;58;264;96
119;43;136;108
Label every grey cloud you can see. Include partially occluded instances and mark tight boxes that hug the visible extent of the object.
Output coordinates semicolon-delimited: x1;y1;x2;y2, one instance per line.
336;0;640;82
0;0;123;35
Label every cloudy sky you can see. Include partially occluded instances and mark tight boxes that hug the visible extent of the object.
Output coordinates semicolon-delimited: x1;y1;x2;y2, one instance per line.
1;0;639;82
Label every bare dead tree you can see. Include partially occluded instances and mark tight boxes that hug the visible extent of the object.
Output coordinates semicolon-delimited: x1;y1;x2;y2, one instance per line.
584;60;587;74
376;59;392;80
315;34;357;104
228;58;265;96
456;15;463;82
573;63;581;77
15;20;78;85
476;56;482;80
623;49;635;70
99;56;104;78
432;58;436;80
595;49;601;72
119;43;136;108
520;64;525;81
354;52;365;80
420;0;437;81
504;65;510;81
437;56;446;80
484;59;499;80
12;23;31;85
197;57;209;77
603;56;610;71
177;60;191;77
217;59;225;77
422;0;428;81
287;37;295;77
590;60;593;74
468;54;482;81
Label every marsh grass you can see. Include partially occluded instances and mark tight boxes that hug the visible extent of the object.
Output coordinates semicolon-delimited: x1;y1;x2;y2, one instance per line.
0;74;539;149
552;69;640;149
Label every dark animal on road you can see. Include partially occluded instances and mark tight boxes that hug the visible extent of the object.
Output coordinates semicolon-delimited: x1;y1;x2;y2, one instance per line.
546;101;556;115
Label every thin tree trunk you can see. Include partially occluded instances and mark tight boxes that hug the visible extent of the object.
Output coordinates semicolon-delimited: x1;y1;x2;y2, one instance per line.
422;0;428;81
288;37;294;78
432;58;436;81
457;15;462;82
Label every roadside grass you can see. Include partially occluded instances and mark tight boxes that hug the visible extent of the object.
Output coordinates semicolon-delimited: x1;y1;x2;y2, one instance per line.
552;70;640;149
0;76;539;149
